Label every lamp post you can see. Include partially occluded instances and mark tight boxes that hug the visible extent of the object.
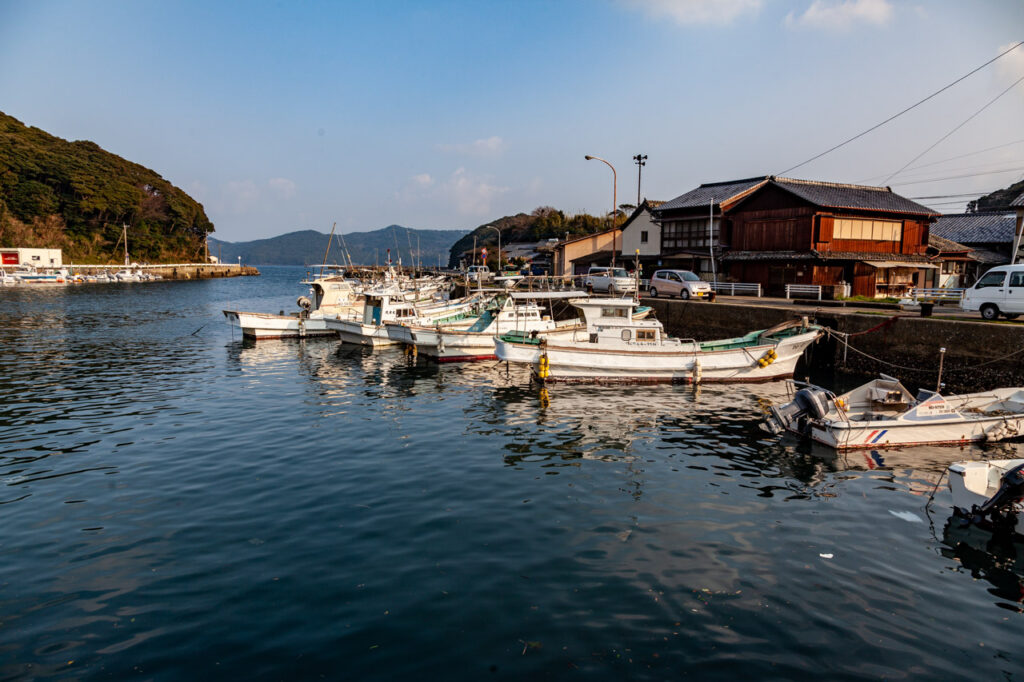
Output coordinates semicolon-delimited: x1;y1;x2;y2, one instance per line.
237;256;241;270
585;155;617;267
484;224;502;272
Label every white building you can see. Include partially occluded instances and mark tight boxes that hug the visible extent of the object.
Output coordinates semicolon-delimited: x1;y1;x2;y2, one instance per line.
618;201;663;260
0;248;63;268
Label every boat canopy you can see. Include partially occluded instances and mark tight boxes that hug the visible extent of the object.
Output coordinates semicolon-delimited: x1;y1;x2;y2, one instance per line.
510;291;588;300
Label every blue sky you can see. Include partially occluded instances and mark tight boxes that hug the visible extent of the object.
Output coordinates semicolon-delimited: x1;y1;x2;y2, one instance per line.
1;0;1022;241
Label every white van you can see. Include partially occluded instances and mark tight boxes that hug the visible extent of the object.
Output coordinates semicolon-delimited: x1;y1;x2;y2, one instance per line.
961;264;1024;320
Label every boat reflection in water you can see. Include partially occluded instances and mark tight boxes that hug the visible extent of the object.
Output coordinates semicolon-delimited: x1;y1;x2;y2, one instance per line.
942;516;1024;612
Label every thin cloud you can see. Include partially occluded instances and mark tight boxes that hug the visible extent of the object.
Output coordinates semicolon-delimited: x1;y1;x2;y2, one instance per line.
267;177;297;199
438;136;506;157
444;168;508;216
995;42;1024;97
622;0;763;26
411;173;434;187
785;0;894;30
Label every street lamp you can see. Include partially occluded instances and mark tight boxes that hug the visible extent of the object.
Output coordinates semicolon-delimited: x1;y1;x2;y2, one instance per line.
484;224;502;272
585;155;617;268
237;256;241;270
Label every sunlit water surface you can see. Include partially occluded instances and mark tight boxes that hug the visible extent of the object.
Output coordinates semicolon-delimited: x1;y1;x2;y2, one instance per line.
1;267;1022;680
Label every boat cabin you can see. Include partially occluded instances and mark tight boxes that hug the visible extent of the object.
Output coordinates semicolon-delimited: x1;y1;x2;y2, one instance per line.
569;298;663;345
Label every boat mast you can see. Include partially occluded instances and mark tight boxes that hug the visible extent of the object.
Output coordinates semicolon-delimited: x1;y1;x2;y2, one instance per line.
123;223;129;266
321;222;337;268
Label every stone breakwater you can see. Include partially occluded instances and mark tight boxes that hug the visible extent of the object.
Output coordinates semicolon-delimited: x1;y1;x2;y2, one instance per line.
647;298;1024;393
71;264;260;279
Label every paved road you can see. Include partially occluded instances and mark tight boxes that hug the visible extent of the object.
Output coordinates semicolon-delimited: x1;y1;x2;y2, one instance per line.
643;293;1011;323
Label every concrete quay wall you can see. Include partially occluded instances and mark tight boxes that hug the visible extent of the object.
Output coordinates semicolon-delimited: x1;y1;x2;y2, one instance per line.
647;298;1024;393
71;264;260;280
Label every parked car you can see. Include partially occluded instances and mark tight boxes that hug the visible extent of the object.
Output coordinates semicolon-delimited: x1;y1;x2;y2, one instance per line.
467;264;493;282
584;266;637;295
648;269;712;300
961;264;1024;320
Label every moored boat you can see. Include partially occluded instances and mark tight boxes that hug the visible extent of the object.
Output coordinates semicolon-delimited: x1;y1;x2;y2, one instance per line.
409;292;582;362
224;269;363;339
948;459;1024;536
494;297;821;383
326;291;483;346
763;375;1024;449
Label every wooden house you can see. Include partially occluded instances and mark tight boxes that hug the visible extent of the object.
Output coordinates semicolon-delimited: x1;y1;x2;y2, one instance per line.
651;177;767;278
719;177;940;297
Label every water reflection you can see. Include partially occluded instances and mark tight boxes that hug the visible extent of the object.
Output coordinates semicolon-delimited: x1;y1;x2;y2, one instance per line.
942;518;1024;612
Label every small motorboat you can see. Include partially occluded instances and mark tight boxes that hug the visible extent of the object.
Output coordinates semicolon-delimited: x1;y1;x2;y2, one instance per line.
948;459;1024;536
763;374;1024;449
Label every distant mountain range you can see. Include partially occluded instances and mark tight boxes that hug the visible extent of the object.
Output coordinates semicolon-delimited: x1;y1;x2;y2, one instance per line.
209;225;468;267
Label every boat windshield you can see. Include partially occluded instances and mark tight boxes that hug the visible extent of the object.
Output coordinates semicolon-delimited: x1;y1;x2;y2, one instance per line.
682;271;702;282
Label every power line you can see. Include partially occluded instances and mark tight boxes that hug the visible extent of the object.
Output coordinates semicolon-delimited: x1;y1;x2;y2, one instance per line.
857;139;1024;184
908;192;988;200
778;41;1024;175
883;72;1024;184
890;164;1024;187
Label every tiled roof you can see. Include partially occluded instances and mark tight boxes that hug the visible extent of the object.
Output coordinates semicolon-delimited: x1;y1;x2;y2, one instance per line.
656;175;939;216
930;212;1017;245
722;250;931;263
770;177;939;216
1012;192;1024;208
969;247;1009;265
655;177;768;212
721;251;817;262
927;233;970;253
813;250;932;263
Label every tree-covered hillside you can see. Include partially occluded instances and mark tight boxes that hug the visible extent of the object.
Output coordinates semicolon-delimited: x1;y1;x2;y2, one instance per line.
447;207;615;268
209;225;467;267
967;179;1024;213
0;112;213;263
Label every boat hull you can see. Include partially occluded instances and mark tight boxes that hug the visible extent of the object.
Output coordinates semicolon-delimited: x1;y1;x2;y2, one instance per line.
948;459;1024;535
325;318;399;346
806;414;1024;450
494;328;819;383
223;310;337;339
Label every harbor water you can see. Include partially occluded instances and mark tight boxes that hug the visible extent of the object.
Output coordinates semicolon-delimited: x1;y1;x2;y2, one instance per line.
1;266;1022;680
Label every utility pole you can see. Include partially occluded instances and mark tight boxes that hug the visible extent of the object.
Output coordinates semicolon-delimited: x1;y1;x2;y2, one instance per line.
633;154;647;207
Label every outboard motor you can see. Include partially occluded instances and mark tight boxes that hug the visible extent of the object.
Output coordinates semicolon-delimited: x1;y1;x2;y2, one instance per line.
972;463;1024;526
762;386;833;436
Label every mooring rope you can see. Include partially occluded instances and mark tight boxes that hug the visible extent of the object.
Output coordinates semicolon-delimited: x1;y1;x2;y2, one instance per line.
825;326;1024;376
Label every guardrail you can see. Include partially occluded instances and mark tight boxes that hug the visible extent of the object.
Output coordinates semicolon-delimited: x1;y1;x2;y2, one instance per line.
906;287;964;303
711;282;762;297
785;284;822;300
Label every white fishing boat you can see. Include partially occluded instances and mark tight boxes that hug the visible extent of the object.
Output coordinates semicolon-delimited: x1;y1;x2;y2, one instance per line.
763;375;1024;449
948;459;1024;536
325;291;483;346
407;292;582;362
0;268;16;285
223;270;363;339
494;297;821;383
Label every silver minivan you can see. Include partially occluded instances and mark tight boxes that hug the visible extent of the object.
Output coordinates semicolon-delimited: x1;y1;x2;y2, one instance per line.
648;269;712;299
961;264;1024;320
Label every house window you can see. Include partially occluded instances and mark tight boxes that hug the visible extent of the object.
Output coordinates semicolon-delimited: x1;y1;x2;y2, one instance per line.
662;219;718;250
941;261;963;275
640;231;648;244
834;219;902;242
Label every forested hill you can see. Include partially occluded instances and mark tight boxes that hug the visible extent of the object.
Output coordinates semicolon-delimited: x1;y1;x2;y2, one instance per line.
209;225;468;266
968;179;1024;213
0;112;213;263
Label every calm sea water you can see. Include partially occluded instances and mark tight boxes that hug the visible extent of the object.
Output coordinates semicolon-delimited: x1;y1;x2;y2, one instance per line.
1;266;1022;680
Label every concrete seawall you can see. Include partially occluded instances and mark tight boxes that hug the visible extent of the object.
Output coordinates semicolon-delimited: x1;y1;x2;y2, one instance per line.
71;264;260;280
647;298;1024;393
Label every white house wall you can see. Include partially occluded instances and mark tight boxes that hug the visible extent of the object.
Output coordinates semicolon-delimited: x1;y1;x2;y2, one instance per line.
619;209;661;258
